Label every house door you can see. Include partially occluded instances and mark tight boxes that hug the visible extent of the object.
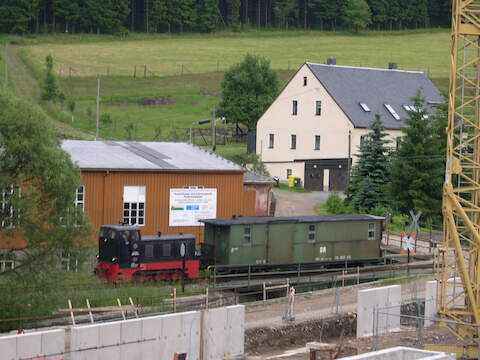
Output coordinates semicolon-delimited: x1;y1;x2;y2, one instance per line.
304;164;324;191
329;166;348;191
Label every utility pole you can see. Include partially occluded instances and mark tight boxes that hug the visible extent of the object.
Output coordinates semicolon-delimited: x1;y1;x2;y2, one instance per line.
3;42;8;89
211;108;216;151
95;75;100;141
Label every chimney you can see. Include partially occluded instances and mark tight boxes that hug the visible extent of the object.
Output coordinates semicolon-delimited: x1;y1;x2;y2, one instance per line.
327;57;336;65
388;62;398;70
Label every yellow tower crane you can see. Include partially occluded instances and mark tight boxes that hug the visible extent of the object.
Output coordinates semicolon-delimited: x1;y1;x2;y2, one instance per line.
424;0;480;357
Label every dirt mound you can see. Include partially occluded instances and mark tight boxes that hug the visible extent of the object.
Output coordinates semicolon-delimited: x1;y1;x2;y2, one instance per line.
200;91;220;97
138;97;175;106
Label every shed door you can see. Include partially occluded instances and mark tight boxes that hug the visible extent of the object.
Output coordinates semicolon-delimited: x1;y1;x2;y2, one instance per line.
304;164;324;191
267;223;293;264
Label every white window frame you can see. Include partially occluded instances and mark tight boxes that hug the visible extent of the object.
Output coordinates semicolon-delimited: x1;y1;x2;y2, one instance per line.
368;222;375;240
360;103;371;112
1;185;19;229
123;186;146;226
75;186;85;210
384;104;401;120
0;260;14;272
244;226;252;245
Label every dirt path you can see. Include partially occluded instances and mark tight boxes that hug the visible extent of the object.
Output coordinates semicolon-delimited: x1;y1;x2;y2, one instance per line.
245;276;431;329
2;45;93;139
273;189;332;216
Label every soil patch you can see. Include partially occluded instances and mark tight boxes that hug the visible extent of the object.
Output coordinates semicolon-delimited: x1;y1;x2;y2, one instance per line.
138;97;175;106
200;91;220;97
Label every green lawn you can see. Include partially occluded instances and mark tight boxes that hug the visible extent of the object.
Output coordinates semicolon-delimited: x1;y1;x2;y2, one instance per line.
23;29;450;78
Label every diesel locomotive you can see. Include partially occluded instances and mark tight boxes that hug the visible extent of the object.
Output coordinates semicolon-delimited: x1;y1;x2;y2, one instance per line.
95;214;384;282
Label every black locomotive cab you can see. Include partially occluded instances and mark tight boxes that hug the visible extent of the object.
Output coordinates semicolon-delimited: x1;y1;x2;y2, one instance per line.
98;225;141;269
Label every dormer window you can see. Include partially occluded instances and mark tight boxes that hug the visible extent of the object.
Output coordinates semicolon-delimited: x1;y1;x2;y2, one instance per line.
384;104;401;120
360;103;371;112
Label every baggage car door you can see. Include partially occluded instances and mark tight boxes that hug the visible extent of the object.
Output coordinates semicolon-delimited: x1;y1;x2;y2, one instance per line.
267;223;293;264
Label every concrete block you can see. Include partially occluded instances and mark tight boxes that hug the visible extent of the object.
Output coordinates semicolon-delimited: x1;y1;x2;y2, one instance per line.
17;332;42;359
120;342;142;360
121;318;142;344
336;346;456;359
425;280;437;327
159;311;200;360
40;329;65;357
139;339;160;360
0;334;17;360
357;285;401;338
226;305;245;357
71;324;99;351
70;348;100;360
98;321;121;347
204;307;229;360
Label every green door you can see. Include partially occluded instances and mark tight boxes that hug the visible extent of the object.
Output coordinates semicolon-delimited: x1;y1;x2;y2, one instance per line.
267;223;293;264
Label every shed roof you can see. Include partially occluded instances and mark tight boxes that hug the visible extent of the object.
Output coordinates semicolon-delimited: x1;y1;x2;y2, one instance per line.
200;214;384;226
306;63;444;130
243;171;275;184
62;140;243;172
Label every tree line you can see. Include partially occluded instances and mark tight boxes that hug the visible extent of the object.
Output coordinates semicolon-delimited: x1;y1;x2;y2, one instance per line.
0;0;452;35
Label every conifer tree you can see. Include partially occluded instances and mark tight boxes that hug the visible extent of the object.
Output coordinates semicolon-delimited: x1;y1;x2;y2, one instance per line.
346;114;390;211
387;93;446;222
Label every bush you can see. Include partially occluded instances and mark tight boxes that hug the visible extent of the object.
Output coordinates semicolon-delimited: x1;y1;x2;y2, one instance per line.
325;193;353;214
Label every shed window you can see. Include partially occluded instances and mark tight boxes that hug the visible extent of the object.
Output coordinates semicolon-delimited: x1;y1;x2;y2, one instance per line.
368;223;375;240
123;186;146;226
315;101;322;116
292;100;298;115
75;186;85;210
303;76;307;86
269;134;274;149
244;227;252;244
145;244;154;258
308;224;316;242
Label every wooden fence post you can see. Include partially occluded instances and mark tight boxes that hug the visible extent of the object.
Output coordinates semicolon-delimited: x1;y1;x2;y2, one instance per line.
263;282;266;303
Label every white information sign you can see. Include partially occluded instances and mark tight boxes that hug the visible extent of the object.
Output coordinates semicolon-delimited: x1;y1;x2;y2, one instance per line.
169;188;217;226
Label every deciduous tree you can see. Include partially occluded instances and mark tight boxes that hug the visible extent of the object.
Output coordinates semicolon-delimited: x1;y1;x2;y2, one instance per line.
342;0;372;32
217;54;278;130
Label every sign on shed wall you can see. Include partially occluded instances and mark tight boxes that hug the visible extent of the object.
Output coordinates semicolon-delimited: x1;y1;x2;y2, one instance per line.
169;188;217;226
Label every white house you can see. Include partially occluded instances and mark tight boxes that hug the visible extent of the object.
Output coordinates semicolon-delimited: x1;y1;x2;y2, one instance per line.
255;60;443;191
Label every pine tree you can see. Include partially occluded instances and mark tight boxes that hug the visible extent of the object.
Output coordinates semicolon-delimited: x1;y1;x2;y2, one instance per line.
346;114;391;211
387;93;446;223
196;0;219;32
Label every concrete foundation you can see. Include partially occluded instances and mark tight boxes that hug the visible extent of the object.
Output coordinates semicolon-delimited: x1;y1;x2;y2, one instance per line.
0;329;65;360
424;278;465;328
356;285;401;338
337;346;455;359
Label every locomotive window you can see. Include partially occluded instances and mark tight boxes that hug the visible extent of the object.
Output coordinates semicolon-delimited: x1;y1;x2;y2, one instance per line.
145;244;154;258
244;227;251;245
308;224;316;242
368;223;375;240
162;243;172;257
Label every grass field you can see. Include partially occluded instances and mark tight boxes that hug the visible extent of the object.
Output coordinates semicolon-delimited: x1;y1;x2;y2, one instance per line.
24;29;450;78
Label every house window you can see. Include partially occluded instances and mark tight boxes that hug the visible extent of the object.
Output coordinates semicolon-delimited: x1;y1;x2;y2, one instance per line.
360;135;368;147
269;134;274;149
396;137;402;150
303;76;307;86
292;100;298;115
123;186;146;226
291;134;297;149
360;103;371;112
0;260;14;272
384;104;401;120
286;169;292;179
314;135;321;150
244;227;252;244
1;185;19;228
368;223;375;240
308;224;316;242
75;186;85;210
315;101;322;116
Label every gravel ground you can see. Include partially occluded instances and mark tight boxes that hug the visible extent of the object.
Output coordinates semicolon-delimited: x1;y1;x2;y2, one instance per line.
273;189;333;216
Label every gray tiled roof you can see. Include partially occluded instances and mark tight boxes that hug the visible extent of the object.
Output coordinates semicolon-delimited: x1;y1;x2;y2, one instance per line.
243;171;275;184
62;140;243;171
200;214;384;226
306;63;444;130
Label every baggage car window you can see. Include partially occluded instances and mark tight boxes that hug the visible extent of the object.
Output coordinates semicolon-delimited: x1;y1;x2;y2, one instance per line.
308;224;316;242
244;227;251;245
368;223;375;240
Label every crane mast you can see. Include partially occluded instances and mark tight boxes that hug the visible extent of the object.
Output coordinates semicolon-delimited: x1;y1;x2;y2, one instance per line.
432;0;480;357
